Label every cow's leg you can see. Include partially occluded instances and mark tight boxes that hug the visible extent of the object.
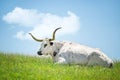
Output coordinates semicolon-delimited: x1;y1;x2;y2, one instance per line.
55;57;68;64
87;52;102;66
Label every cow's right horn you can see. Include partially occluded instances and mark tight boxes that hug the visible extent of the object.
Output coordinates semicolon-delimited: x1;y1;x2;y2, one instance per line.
29;33;43;42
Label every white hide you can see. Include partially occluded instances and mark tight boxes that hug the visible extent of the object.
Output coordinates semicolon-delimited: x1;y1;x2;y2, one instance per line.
48;41;113;67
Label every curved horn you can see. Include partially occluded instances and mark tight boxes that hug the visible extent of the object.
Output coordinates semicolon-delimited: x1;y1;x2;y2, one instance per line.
49;27;62;41
29;33;43;42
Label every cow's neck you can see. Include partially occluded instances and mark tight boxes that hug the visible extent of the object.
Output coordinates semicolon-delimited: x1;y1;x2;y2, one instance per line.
50;41;64;61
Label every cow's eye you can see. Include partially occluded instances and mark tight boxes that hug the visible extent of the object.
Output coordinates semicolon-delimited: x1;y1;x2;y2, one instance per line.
44;44;47;48
50;42;53;46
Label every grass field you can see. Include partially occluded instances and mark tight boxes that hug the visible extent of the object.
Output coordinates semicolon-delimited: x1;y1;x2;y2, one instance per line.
0;52;120;80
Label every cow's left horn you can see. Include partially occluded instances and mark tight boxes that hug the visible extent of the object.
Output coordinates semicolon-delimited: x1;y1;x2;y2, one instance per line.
29;33;43;42
49;27;62;41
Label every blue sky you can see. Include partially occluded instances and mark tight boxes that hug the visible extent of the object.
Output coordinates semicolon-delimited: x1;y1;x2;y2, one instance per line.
0;0;120;59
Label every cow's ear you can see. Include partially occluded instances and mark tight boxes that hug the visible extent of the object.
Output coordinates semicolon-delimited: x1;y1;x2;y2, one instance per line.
50;42;53;46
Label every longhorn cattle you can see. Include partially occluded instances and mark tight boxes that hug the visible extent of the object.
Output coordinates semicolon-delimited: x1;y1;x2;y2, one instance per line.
29;27;113;68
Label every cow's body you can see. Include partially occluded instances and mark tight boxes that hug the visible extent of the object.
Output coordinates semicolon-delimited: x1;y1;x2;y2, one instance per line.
49;41;113;67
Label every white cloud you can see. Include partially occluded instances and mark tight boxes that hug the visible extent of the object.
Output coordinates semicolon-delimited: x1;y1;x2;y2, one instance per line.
3;7;80;40
15;31;30;40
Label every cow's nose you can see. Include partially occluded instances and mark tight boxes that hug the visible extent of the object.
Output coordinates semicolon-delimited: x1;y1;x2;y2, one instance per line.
37;51;42;55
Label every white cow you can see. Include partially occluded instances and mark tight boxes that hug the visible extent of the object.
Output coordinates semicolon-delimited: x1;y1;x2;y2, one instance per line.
29;27;113;68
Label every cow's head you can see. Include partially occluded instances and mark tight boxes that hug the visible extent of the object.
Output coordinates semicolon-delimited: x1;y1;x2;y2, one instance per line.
29;27;61;56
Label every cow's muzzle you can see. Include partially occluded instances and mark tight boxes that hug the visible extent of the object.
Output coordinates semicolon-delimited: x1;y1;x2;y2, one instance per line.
37;51;42;55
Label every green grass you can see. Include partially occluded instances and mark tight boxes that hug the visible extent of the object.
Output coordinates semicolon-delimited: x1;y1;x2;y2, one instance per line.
0;52;120;80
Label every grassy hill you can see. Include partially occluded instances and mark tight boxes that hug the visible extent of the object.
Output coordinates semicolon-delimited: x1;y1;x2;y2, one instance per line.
0;52;120;80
